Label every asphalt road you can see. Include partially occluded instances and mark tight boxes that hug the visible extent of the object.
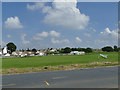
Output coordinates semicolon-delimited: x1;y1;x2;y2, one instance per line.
2;66;118;88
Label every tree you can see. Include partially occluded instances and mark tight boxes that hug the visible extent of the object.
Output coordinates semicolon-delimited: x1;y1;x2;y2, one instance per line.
50;48;53;50
102;46;114;52
32;48;37;54
78;48;86;51
71;48;77;51
114;45;118;52
22;49;25;52
85;48;93;53
7;42;17;54
64;47;71;53
26;48;30;51
59;48;64;53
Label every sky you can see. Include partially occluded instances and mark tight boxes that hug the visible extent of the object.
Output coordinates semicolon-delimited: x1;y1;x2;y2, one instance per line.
2;1;118;49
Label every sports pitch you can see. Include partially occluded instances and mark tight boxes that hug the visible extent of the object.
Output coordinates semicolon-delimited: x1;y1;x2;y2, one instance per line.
2;52;118;69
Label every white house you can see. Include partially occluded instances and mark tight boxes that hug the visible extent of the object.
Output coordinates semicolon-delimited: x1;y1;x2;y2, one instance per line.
36;50;44;56
39;52;44;56
36;51;40;54
50;49;57;52
3;46;8;55
18;52;23;56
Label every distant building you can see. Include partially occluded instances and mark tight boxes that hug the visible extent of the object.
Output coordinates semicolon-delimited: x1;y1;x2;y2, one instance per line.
1;46;11;57
50;49;57;52
4;53;10;57
2;46;8;55
70;51;85;55
36;50;45;56
12;52;18;56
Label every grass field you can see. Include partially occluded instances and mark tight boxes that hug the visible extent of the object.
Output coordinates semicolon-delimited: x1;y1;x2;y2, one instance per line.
2;52;118;69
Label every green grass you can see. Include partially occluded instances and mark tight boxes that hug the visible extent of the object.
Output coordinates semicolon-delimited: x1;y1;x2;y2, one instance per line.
2;52;118;69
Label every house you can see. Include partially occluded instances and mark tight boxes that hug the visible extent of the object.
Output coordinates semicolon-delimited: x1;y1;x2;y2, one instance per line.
18;51;23;56
2;46;8;55
50;49;57;52
19;52;28;57
39;52;44;56
1;46;11;57
27;51;34;56
17;51;35;57
12;52;18;56
36;50;45;56
36;50;40;55
70;51;85;55
4;53;10;57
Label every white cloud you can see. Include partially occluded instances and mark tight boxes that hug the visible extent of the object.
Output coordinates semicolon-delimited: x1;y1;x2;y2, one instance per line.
92;29;96;32
33;31;61;40
89;27;96;32
42;6;52;13
38;31;48;37
94;27;118;48
76;37;82;42
33;31;49;40
5;16;23;29
84;33;91;37
50;30;60;37
27;0;89;30
51;38;69;44
7;35;11;38
100;28;118;38
21;34;30;44
105;28;111;33
27;2;45;10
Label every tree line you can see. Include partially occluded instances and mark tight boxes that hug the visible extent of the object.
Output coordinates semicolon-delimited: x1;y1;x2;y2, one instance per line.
58;47;93;53
4;42;120;54
102;45;119;52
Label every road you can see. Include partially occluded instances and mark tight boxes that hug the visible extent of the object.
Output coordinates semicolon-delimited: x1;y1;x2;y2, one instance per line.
2;66;118;88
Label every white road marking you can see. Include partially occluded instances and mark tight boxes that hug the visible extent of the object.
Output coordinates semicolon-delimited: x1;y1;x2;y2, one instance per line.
52;76;66;80
0;84;16;86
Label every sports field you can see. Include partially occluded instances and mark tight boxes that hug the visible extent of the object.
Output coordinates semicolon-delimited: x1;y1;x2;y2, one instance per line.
2;52;118;69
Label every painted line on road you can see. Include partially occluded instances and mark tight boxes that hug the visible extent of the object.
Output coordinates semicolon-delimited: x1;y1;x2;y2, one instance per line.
44;81;50;86
52;76;66;80
0;84;16;86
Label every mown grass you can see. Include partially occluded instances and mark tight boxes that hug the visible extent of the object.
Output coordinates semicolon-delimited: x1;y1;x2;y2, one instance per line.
2;62;118;75
2;52;118;69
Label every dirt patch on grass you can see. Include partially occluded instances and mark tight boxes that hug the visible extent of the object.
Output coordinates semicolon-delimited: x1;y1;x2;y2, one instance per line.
2;62;118;75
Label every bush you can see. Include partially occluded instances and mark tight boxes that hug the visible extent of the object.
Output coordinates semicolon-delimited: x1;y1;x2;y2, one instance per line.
85;48;93;53
102;46;114;52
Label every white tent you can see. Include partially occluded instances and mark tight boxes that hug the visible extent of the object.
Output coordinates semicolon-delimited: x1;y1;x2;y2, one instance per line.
70;51;85;55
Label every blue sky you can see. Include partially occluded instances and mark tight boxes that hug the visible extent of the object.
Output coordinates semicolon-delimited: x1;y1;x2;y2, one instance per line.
2;1;118;49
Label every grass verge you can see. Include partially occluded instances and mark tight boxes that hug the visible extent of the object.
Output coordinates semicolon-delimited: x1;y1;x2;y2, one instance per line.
2;61;118;75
